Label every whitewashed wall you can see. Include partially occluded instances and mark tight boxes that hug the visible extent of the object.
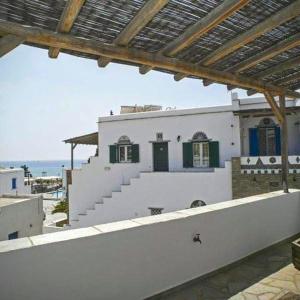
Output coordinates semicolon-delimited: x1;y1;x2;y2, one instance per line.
0;169;31;196
69;106;240;222
0;191;299;300
240;113;300;156
99;106;240;170
0;195;43;241
71;163;232;228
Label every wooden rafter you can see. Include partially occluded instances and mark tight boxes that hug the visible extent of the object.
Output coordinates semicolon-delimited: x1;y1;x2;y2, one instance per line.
48;0;85;58
141;0;250;75
0;34;24;57
274;73;300;86
200;0;300;67
203;32;300;87
254;56;300;79
264;91;284;124
0;21;299;99
228;32;300;73
98;0;169;68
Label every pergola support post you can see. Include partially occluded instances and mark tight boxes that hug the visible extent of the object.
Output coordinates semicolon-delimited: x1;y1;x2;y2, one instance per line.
279;95;289;193
71;143;77;170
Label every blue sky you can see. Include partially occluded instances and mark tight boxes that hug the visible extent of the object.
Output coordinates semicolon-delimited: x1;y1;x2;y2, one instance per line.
0;45;251;161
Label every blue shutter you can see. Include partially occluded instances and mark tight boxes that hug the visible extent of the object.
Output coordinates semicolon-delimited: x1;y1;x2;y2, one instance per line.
275;127;281;155
249;128;259;156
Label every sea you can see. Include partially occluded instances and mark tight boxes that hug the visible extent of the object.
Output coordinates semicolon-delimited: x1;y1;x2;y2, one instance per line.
0;160;86;177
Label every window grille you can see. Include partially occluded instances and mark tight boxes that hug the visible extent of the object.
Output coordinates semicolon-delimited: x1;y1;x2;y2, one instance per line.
149;207;163;215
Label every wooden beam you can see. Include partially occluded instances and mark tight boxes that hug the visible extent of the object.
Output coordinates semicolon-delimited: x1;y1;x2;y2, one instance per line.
139;65;153;75
279;94;289;193
163;0;250;57
228;32;300;73
49;0;85;58
201;0;300;66
254;56;300;79
145;0;250;77
0;34;24;57
274;73;300;86
97;0;169;68
263;91;284;124
1;20;299;99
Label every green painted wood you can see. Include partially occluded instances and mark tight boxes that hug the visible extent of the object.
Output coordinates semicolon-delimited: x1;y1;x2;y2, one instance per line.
132;144;140;163
153;142;169;171
109;145;117;163
183;142;193;168
209;141;220;168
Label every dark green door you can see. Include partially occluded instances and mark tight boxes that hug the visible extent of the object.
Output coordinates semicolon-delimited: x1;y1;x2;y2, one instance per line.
153;142;169;172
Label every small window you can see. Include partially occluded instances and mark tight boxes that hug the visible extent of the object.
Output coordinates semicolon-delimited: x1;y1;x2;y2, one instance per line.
190;200;206;208
149;207;163;215
119;145;132;162
8;231;18;240
11;178;17;190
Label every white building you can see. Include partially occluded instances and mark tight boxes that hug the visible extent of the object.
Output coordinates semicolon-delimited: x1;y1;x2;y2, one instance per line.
0;168;31;196
0;194;43;241
66;95;300;229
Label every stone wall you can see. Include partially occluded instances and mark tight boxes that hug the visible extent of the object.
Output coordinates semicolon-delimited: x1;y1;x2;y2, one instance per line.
232;157;300;199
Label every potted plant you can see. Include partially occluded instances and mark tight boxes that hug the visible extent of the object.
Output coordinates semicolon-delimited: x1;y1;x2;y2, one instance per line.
292;238;300;271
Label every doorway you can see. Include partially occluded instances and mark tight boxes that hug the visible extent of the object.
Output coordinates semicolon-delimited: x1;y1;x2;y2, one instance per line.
153;142;169;172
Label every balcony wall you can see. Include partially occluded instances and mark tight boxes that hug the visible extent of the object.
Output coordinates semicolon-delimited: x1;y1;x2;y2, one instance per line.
0;191;299;300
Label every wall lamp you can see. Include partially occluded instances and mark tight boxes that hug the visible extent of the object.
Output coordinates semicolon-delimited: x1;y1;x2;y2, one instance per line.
177;135;181;142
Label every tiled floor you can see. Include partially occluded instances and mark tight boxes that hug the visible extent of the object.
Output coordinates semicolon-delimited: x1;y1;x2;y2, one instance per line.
150;239;300;300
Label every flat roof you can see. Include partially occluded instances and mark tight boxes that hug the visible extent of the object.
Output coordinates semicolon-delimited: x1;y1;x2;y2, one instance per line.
98;105;234;123
0;168;23;174
0;197;31;208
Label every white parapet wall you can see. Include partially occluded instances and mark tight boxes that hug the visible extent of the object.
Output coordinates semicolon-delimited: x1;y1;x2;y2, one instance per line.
70;162;232;228
0;190;300;300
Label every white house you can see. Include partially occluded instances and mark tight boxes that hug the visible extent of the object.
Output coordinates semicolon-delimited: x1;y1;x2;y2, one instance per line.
66;95;300;229
0;168;31;196
0;194;43;241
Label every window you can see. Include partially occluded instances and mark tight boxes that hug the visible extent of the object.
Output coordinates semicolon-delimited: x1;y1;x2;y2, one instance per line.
192;131;208;142
8;231;18;240
11;178;17;190
149;207;163;215
109;137;139;164
190;200;206;208
119;145;132;162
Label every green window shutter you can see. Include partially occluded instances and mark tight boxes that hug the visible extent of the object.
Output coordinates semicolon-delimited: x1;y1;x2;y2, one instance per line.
109;145;117;163
132;144;140;163
209;141;220;168
183;142;193;168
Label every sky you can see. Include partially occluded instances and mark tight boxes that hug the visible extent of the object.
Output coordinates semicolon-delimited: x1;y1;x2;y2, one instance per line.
0;45;253;161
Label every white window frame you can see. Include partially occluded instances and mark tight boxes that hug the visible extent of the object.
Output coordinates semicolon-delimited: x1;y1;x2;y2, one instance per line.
119;145;132;163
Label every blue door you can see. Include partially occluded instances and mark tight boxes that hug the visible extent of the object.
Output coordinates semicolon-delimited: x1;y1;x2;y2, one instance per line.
11;178;17;190
249;128;259;156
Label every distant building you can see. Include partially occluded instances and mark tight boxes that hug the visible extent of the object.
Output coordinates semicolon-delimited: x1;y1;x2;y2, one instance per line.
65;95;300;229
0;168;31;196
0;194;43;241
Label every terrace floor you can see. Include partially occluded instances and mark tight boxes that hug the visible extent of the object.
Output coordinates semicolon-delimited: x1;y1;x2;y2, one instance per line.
150;237;300;300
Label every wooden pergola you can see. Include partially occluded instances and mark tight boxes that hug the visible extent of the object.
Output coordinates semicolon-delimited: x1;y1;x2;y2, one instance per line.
64;132;98;169
1;0;300;192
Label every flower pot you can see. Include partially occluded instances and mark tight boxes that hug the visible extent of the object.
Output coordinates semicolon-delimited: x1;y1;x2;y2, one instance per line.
292;238;300;271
